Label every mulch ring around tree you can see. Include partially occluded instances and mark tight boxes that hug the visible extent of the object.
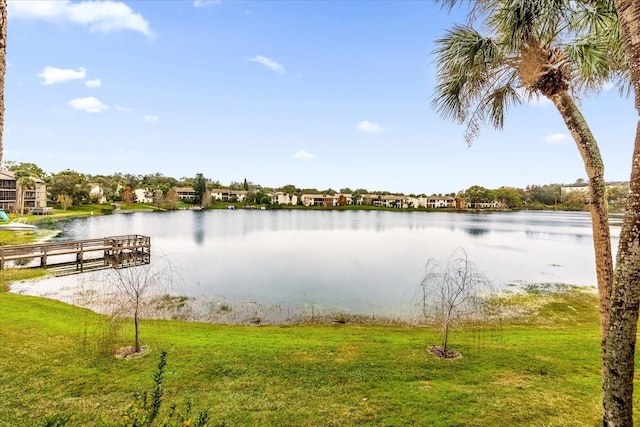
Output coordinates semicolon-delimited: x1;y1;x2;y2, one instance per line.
115;345;150;359
427;346;462;359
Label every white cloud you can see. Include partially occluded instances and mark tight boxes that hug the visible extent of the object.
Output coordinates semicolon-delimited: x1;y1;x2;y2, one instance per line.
194;0;221;7
68;96;109;113
9;0;152;37
39;66;86;85
115;105;133;113
543;133;572;144
85;78;101;88
144;114;159;123
292;149;315;160
248;55;285;74
357;120;387;134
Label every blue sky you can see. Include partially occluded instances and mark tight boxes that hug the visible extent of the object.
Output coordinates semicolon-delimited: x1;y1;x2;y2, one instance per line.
5;0;637;195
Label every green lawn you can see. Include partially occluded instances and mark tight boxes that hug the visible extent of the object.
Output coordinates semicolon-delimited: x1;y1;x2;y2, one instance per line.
0;277;636;426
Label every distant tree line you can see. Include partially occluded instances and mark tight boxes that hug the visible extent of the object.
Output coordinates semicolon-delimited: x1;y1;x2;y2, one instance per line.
1;161;629;211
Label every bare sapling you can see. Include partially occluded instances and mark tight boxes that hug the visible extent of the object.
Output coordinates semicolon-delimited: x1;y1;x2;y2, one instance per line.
418;248;494;358
104;256;183;355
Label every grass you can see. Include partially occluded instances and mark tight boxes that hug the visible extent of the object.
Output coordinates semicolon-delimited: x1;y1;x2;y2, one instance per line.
0;268;47;292
0;230;41;246
0;275;637;426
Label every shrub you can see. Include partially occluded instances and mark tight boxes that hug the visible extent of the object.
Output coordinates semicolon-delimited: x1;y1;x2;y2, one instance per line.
42;352;210;427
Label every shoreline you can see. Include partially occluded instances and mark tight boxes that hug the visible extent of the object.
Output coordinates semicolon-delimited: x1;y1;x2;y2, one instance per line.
7;274;595;327
8;276;416;326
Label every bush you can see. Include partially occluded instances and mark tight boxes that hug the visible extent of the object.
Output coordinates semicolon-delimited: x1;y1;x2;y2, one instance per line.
102;351;210;427
42;352;211;427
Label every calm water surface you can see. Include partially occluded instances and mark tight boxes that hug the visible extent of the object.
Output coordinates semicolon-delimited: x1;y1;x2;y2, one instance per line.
23;209;621;318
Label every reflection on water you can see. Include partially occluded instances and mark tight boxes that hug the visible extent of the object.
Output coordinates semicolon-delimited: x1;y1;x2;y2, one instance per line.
193;212;205;245
32;210;619;318
465;227;490;237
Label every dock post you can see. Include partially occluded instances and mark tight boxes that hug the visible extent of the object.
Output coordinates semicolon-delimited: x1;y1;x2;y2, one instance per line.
77;242;84;272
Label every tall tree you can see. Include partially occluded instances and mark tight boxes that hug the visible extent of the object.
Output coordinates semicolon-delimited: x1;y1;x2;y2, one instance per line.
194;173;207;207
462;185;494;205
434;0;624;350
161;188;178;210
0;0;6;165
14;171;34;215
122;186;134;205
140;172;178;190
603;1;640;424
7;162;45;179
493;186;524;208
526;183;562;205
48;170;90;205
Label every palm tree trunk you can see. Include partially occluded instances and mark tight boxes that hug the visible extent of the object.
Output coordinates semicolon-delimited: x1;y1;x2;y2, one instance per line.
614;0;640;112
0;0;6;165
603;1;640;425
603;126;640;426
549;91;614;345
15;185;20;214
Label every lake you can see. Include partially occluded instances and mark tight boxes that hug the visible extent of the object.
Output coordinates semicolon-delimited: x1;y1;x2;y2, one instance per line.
12;209;620;322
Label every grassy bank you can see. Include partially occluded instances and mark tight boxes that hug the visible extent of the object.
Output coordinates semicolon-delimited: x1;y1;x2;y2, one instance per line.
1;276;633;426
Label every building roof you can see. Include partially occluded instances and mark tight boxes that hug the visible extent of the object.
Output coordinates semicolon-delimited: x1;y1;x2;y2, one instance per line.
210;189;248;195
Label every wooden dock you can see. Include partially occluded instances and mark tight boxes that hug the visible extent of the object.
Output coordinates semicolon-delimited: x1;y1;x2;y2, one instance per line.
0;234;151;274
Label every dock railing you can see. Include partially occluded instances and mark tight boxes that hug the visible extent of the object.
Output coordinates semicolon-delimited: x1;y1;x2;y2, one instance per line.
0;234;151;274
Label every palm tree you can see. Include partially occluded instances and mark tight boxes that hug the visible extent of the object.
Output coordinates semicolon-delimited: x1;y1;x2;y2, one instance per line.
0;0;7;164
603;1;640;424
15;171;34;215
433;0;626;346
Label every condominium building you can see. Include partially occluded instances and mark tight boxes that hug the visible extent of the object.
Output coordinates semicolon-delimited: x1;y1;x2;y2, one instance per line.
0;170;48;212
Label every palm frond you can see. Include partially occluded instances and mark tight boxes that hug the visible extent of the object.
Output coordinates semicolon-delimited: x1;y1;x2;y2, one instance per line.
488;1;571;49
566;37;613;87
484;84;523;129
437;0;467;11
432;26;505;123
432;0;629;141
433;25;523;143
461;70;520;144
570;0;618;35
564;1;626;93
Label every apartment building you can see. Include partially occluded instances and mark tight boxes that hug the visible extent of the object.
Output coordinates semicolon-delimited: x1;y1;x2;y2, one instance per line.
0;170;47;212
175;187;197;200
210;189;248;202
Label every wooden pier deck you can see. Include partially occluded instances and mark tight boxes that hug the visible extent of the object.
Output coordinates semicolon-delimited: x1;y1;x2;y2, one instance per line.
0;234;150;274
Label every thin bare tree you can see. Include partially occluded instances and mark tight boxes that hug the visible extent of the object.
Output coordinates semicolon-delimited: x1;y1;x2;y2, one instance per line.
107;257;181;353
418;248;493;358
